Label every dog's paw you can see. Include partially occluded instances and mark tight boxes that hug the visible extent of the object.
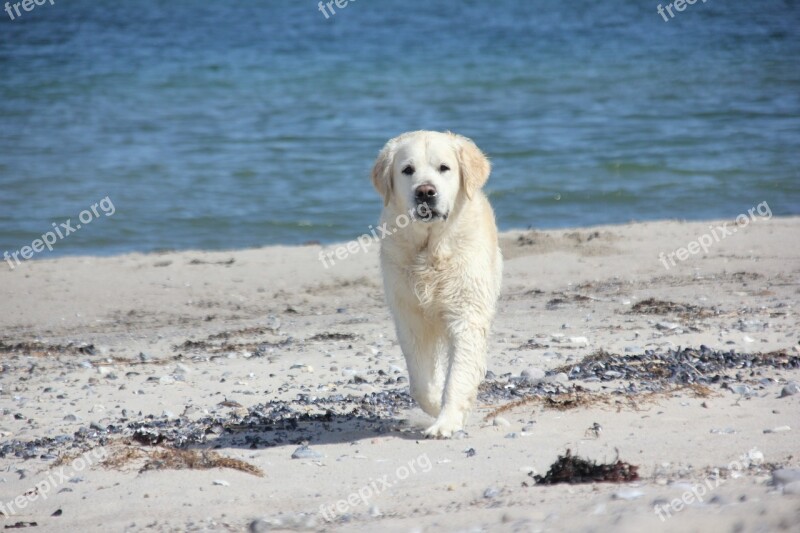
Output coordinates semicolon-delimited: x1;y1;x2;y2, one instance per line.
423;414;463;439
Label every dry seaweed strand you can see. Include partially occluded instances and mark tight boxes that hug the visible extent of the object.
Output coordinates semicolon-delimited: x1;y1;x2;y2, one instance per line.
482;383;716;421
99;443;264;477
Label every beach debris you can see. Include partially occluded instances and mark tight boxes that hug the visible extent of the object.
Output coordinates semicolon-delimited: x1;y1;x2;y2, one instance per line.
779;382;800;397
291;444;323;460
611;488;644;501
783;482;800;495
520;367;545;382
138;448;263;476
531;449;639;485
710;428;737;435
772;469;800;486
249;513;316;532
3;522;38;529
483;487;500;499
763;426;791;434
584;422;602;439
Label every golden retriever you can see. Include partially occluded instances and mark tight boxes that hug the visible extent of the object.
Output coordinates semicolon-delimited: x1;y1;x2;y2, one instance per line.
371;131;503;437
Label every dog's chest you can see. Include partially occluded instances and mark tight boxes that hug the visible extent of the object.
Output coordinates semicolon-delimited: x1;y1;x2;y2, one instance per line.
406;247;457;310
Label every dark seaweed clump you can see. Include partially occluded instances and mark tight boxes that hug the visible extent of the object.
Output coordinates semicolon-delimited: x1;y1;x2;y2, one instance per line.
531;449;639;485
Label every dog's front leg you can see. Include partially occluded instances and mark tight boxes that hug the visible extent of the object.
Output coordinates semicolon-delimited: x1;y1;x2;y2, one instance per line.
423;317;488;438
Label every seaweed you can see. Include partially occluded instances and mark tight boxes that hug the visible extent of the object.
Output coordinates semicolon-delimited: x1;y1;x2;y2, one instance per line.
531;449;639;485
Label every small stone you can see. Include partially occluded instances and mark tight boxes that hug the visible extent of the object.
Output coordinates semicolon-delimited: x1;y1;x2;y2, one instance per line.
763;426;791;434
158;375;175;385
772;469;800;485
612;489;643;501
729;384;753;396
249;519;269;533
656;322;681;331
291;445;323;460
212;479;229;486
483;487;500;499
783;481;800;495
779;382;800;398
569;336;589;345
452;430;469;440
63;414;78;422
745;449;764;466
521;368;545;382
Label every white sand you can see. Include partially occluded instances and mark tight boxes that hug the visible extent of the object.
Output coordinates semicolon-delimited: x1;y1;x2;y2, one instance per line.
1;217;798;532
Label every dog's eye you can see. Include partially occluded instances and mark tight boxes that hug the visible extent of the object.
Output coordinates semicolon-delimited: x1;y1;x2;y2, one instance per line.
439;164;450;172
402;165;415;176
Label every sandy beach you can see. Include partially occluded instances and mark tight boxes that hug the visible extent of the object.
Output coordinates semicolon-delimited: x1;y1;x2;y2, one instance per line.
1;216;799;532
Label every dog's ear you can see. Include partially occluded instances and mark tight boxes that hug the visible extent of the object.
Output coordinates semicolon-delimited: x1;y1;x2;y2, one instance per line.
455;135;491;200
371;140;395;207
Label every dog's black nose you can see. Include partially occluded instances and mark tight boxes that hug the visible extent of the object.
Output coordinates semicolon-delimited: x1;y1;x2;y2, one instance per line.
415;184;437;203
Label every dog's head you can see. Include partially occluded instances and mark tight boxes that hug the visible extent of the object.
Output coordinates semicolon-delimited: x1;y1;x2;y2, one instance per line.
371;131;490;222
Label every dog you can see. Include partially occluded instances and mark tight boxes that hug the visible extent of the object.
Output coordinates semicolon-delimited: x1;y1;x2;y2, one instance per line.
371;131;503;437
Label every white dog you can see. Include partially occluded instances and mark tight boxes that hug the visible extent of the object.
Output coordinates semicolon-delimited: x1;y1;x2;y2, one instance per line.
371;131;503;437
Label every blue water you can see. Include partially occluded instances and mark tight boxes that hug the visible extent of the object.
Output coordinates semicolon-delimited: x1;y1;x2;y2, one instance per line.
1;0;798;257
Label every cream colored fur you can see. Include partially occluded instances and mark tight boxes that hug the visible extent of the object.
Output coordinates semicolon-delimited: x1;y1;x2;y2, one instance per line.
371;131;503;438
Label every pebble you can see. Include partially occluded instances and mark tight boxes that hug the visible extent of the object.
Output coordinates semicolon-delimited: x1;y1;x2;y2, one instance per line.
452;430;469;440
250;514;316;532
763;426;791;434
158;375;175;385
291;445;323;460
492;417;511;427
483;487;500;499
772;469;800;485
569;336;589;345
783;481;800;495
612;489;644;501
212;479;229;486
729;384;754;396
656;322;681;331
779;382;800;398
63;414;78;422
520;368;545;382
745;449;764;466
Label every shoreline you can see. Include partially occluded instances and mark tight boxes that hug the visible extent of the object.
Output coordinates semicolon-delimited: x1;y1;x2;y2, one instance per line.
2;213;793;270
